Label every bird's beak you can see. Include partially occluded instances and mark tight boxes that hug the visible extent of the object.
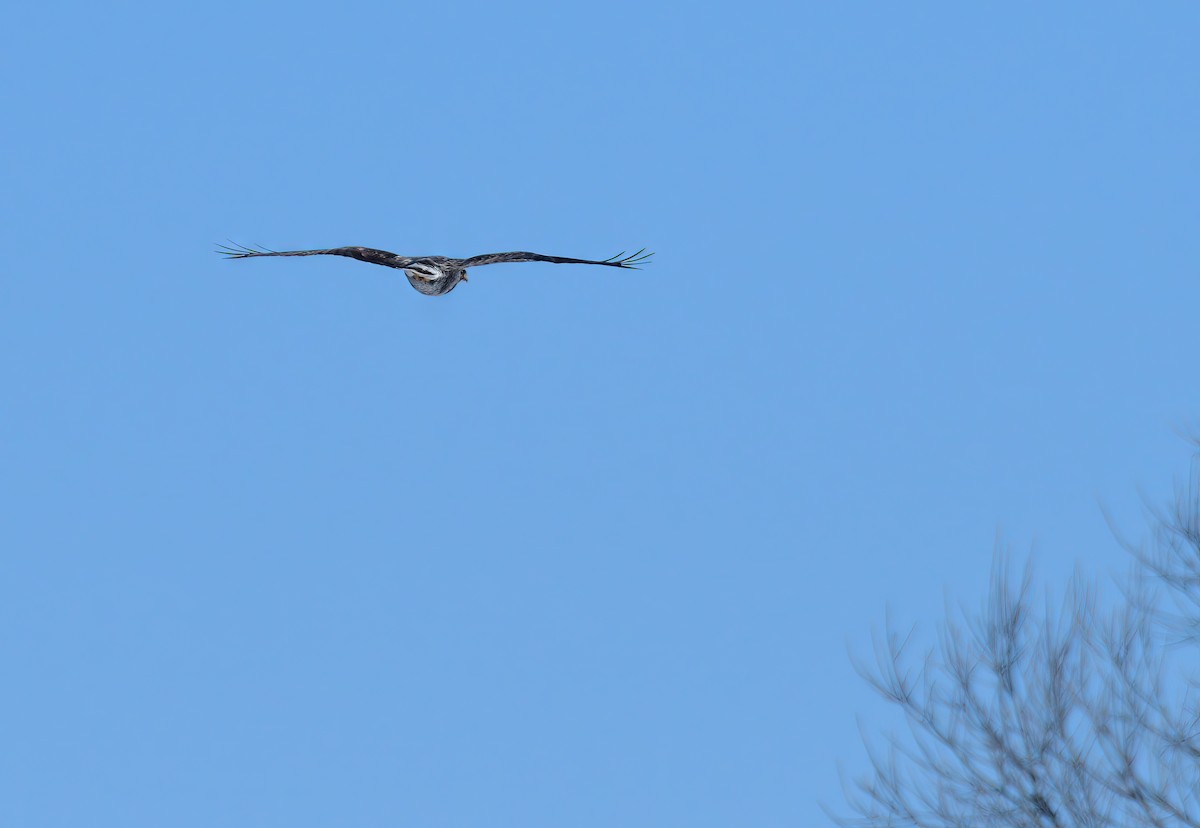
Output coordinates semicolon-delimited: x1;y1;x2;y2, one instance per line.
461;272;469;282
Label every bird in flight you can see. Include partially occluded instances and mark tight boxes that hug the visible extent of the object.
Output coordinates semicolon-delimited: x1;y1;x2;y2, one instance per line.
216;242;654;296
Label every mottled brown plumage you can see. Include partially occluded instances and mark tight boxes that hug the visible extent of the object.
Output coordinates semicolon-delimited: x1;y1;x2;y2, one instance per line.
216;243;653;296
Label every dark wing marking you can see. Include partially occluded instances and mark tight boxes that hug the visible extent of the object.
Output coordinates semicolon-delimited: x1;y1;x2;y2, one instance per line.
216;242;413;269
453;249;654;270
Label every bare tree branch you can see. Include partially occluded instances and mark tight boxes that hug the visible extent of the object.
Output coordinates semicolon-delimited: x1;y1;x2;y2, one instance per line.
833;453;1200;827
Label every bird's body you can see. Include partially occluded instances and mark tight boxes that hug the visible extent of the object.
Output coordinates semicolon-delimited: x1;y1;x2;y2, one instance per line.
216;244;652;296
391;256;467;296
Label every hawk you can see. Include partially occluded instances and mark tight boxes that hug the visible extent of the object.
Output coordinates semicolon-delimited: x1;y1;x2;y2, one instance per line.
216;242;653;296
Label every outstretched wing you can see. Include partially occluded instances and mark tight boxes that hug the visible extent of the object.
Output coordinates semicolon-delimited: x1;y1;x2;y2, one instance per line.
216;242;413;269
453;249;654;270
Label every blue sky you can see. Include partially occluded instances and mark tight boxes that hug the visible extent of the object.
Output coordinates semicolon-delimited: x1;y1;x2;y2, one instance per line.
2;2;1198;825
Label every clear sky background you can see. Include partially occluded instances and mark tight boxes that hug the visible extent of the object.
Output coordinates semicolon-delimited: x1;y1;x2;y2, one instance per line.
2;2;1198;825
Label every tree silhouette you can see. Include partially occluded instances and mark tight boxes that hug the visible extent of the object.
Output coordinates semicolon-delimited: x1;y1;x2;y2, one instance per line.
836;459;1200;827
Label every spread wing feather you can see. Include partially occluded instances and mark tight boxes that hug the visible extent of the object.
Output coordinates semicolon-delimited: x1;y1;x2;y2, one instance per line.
216;242;413;269
453;249;654;270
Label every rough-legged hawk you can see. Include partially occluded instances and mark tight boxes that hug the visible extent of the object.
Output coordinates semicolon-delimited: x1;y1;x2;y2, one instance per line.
217;243;653;296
